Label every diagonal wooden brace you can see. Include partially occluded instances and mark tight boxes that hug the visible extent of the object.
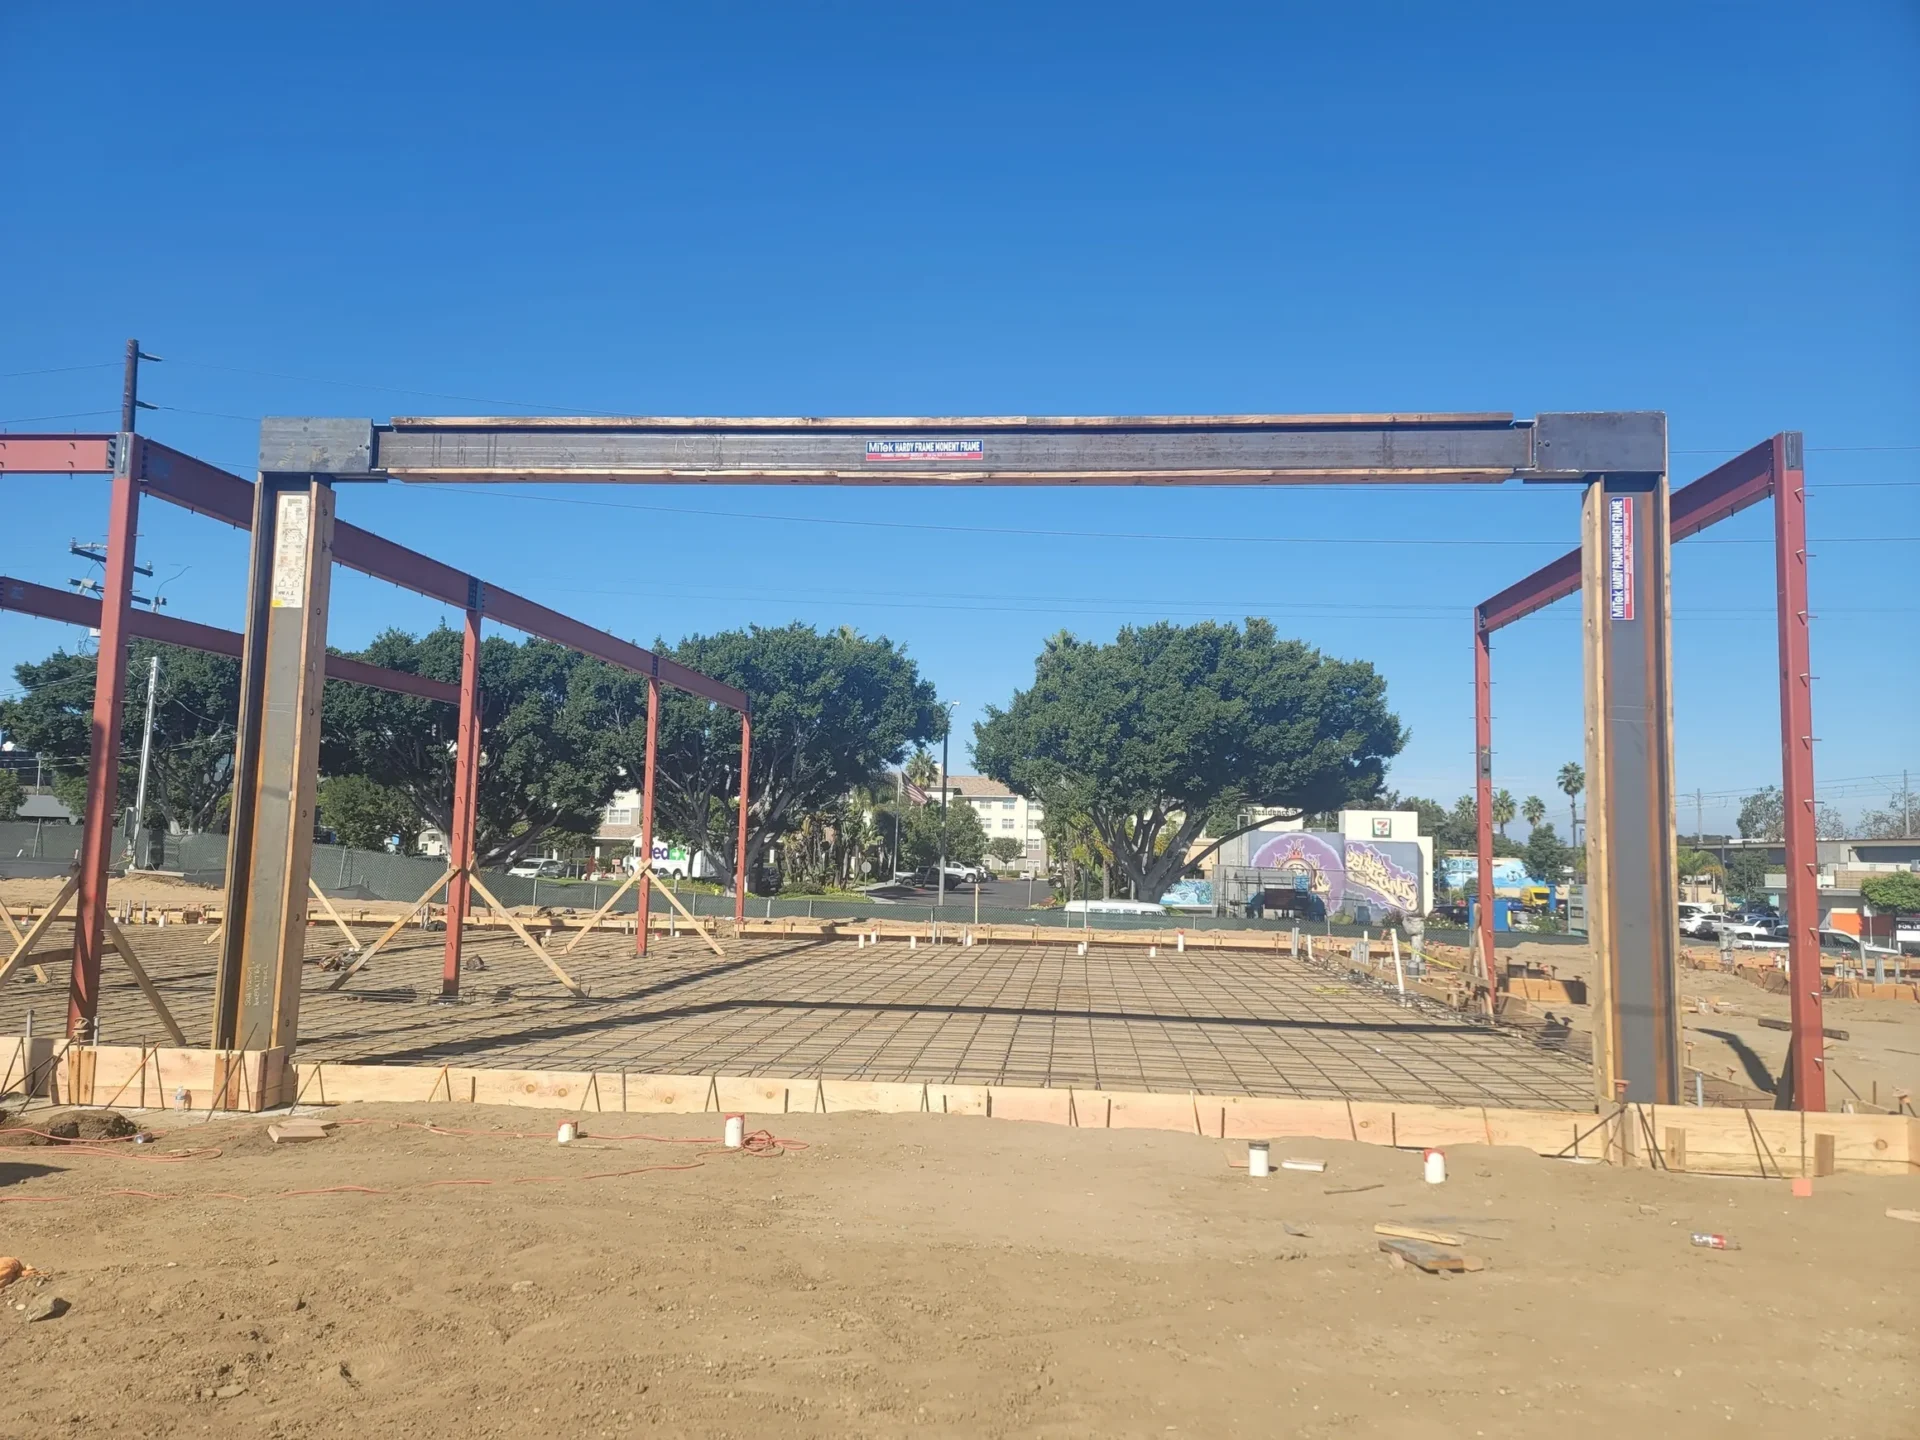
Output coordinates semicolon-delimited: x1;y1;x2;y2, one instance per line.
464;870;586;996
325;865;455;991
560;868;640;956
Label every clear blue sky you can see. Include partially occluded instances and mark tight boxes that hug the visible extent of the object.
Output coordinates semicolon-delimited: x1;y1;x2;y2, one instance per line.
3;3;1915;834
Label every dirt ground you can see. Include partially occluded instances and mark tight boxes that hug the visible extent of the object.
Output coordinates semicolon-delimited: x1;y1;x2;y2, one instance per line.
0;1101;1914;1439
1504;939;1920;1114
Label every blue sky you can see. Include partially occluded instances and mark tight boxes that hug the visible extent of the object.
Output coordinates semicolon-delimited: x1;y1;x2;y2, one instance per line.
2;2;1915;834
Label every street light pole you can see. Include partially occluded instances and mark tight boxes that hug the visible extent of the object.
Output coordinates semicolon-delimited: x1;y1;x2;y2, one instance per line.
128;654;159;868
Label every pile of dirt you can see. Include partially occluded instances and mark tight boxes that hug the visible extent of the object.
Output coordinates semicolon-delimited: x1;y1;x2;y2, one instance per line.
0;1107;139;1147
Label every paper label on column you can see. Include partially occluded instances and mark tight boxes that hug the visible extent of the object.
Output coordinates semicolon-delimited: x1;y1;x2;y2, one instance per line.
1607;495;1635;622
270;493;311;608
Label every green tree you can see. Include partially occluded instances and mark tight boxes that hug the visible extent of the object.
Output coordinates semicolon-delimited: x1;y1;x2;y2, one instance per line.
0;768;21;820
1492;789;1516;838
1861;871;1920;916
897;792;988;869
1724;847;1771;900
319;627;616;868
903;748;939;790
1557;761;1584;838
581;623;941;897
0;643;241;835
1523;821;1573;882
974;620;1405;902
1522;794;1546;831
317;774;421;853
1737;786;1784;841
986;836;1024;867
1676;846;1724;885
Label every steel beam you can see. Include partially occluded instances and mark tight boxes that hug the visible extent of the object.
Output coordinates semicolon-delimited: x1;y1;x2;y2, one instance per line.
0;575;458;705
442;609;483;998
0;434;116;475
260;411;1669;487
214;479;335;1054
1581;473;1681;1104
637;675;659;958
1475;439;1778;636
1772;433;1825;1109
67;433;139;1037
130;441;746;711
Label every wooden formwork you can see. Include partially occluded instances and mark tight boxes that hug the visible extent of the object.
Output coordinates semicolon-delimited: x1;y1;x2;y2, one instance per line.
9;1041;1912;1179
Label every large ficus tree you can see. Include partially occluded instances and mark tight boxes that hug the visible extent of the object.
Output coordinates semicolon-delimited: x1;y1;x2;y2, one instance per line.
974;621;1406;902
0;642;241;834
579;623;941;895
319;627;617;867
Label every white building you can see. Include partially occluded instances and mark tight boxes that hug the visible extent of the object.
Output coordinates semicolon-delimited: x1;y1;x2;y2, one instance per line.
930;773;1048;872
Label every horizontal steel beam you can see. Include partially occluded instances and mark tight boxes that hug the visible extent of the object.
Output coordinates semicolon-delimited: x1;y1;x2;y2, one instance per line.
1475;437;1778;634
0;433;115;475
0;574;460;704
128;441;746;712
261;411;1668;486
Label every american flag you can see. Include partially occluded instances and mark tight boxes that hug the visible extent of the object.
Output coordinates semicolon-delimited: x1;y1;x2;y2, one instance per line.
902;777;930;806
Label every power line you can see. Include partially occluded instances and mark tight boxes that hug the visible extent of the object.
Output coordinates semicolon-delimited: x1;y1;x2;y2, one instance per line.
0;363;119;380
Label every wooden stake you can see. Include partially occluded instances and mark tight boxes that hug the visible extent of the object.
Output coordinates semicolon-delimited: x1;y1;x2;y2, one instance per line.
0;894;25;945
465;870;587;996
325;865;456;991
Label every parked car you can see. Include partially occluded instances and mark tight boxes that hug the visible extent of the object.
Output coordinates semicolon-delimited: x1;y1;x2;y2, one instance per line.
1708;916;1777;941
1679;907;1725;938
507;858;565;879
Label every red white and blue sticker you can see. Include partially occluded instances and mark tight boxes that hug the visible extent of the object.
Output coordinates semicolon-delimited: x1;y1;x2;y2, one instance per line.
865;439;984;463
1608;495;1635;621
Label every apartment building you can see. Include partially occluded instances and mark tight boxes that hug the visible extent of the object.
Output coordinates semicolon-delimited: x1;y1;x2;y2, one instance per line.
931;773;1049;872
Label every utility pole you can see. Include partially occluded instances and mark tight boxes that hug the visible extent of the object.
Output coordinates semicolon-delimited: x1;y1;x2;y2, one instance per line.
127;654;159;867
1905;769;1912;839
1696;788;1703;845
937;702;956;910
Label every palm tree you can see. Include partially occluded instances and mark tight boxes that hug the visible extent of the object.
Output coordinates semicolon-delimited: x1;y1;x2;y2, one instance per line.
1492;789;1516;838
903;748;939;790
1522;795;1546;831
1557;762;1584;838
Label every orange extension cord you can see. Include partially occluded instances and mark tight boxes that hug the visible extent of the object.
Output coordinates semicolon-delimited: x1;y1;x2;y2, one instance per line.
0;1117;806;1207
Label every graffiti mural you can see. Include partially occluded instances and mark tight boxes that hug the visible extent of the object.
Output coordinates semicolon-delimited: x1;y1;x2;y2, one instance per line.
1248;832;1347;913
1342;840;1422;917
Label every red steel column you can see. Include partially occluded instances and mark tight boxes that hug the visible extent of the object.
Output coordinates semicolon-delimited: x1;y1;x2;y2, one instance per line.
734;711;752;926
1773;432;1826;1109
441;608;483;997
636;675;659;957
68;434;141;1036
1473;618;1498;1003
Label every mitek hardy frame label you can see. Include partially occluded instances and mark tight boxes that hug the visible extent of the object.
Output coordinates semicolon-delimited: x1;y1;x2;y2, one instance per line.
1607;495;1635;622
864;439;985;463
269;492;312;609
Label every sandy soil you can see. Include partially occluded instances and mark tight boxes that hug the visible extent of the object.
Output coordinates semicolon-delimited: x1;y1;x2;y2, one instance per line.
0;1101;1914;1439
1504;939;1920;1113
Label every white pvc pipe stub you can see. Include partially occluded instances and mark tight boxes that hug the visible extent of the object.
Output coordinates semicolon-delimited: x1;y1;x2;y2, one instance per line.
1247;1141;1270;1178
724;1114;746;1149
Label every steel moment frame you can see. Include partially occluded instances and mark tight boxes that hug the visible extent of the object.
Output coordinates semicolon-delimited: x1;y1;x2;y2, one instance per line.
7;391;1746;1109
1472;434;1823;1110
